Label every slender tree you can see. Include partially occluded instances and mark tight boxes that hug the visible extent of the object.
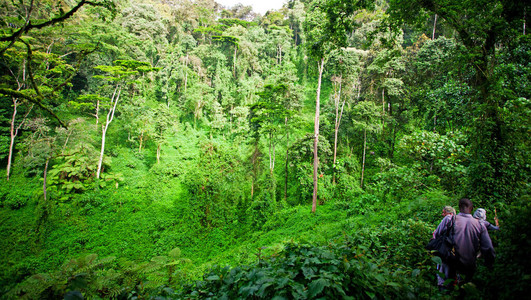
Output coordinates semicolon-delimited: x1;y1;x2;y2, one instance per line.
304;0;370;212
328;48;366;184
92;60;155;179
351;101;382;188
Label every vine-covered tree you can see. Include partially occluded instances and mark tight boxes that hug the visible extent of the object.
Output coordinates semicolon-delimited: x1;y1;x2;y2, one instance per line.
388;0;531;204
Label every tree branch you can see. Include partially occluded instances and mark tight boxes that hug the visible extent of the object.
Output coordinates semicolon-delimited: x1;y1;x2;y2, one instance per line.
1;0;111;43
0;88;67;128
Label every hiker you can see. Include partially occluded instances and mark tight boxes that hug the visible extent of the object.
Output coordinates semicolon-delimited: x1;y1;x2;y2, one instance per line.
432;205;456;289
473;208;500;231
449;198;495;284
433;206;456;239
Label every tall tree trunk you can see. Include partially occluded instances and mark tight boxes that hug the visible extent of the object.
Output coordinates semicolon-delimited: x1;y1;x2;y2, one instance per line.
522;11;527;35
43;158;49;201
233;46;237;78
157;144;161;164
269;133;273;172
361;128;367;189
312;57;325;213
96;86;121;179
6;99;18;181
332;76;344;185
6;63;29;181
7;100;32;181
268;132;276;174
432;14;438;39
92;98;100;125
284;117;289;202
381;88;385;131
139;131;144;153
97;124;108;179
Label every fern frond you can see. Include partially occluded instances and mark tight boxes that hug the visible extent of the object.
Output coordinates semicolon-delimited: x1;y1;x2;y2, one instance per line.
143;276;166;289
107;286;122;298
142;261;164;273
151;256;169;264
168;247;182;259
83;253;99;267
97;256;116;266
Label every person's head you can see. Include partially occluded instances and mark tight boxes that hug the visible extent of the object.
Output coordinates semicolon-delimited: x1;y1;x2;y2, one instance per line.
459;198;474;214
442;205;456;217
473;208;487;221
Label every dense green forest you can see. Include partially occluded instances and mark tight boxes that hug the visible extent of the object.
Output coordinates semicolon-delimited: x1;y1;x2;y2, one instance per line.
0;0;529;298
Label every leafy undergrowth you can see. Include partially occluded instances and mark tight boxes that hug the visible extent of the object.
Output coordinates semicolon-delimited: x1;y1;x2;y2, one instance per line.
175;240;417;299
165;200;443;299
2;177;517;299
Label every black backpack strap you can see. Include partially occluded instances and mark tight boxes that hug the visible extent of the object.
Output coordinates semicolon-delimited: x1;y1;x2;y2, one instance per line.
445;215;456;237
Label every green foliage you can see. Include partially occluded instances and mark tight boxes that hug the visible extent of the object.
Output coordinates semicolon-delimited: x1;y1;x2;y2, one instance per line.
218;18;256;29
136;247;192;289
249;83;291;139
70;94;107;113
397;130;469;192
351;100;382;132
212;35;240;47
8;254;119;299
7;248;191;299
332;191;372;216
0;134;8;160
368;162;441;202
93;60;151;82
484;195;531;299
287;134;333;205
0;176;39;209
180;139;250;229
47;144;99;194
176;238;420;299
0;1;529;299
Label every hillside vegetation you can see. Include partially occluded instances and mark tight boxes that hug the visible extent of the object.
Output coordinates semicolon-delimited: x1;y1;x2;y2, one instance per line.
0;0;529;298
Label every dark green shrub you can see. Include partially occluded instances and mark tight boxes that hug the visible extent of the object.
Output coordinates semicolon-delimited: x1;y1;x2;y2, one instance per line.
174;240;418;299
0;181;38;209
482;195;531;299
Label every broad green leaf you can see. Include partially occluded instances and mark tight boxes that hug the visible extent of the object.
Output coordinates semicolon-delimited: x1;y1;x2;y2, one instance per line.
307;278;329;298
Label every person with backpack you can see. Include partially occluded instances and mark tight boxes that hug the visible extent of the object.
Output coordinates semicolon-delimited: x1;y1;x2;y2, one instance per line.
433;206;456;239
434;198;496;287
432;205;457;290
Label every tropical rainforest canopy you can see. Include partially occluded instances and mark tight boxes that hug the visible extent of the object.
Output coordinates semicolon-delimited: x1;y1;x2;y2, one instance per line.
0;0;529;298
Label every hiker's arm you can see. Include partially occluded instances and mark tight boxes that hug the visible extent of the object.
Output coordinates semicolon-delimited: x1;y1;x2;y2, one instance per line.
487;222;500;231
480;227;495;268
